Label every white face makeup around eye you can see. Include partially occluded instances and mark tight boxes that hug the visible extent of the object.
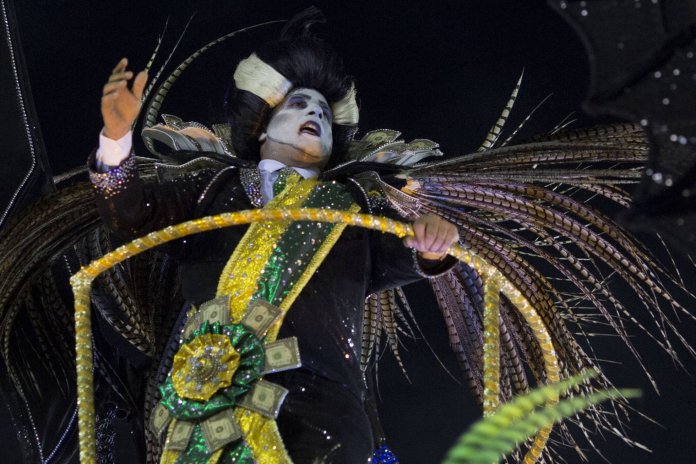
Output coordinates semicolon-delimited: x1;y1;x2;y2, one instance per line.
258;88;333;169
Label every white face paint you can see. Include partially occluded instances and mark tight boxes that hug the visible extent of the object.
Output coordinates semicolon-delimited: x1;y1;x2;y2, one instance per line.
258;88;333;169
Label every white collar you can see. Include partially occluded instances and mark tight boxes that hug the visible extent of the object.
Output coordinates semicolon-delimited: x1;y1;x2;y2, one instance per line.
257;159;320;179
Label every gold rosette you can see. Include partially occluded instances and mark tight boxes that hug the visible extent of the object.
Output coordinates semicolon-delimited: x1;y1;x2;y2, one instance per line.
172;334;240;401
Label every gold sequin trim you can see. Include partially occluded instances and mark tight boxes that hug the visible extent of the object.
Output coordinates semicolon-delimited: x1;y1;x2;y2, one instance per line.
216;173;312;319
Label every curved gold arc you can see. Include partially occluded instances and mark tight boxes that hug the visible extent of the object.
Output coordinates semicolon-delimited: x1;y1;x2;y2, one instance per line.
472;252;561;463
71;208;559;463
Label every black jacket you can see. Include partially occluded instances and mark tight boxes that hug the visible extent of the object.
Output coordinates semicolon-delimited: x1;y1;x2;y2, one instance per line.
92;157;453;396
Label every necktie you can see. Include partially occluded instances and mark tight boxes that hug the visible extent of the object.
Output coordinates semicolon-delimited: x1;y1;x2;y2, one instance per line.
272;167;297;196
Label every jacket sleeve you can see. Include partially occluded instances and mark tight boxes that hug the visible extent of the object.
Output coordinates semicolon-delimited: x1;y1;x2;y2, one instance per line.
89;151;215;240
367;200;458;294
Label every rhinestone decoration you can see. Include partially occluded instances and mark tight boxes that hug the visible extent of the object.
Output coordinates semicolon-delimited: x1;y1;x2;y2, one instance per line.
372;444;399;463
239;167;263;208
172;334;239;401
89;154;137;198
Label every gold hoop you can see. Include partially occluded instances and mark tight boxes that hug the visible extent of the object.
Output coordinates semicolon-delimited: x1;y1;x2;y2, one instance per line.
71;208;559;463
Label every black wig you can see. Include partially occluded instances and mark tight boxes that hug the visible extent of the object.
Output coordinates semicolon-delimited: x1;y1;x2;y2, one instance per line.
225;9;358;167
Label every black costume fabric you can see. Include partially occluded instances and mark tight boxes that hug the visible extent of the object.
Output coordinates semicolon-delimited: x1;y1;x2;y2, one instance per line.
0;0;53;228
550;0;696;255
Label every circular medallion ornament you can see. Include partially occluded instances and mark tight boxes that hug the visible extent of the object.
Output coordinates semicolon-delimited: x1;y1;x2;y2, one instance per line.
172;334;239;401
160;321;265;421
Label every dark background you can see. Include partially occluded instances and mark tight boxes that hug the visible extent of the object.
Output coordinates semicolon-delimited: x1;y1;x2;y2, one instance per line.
8;0;696;462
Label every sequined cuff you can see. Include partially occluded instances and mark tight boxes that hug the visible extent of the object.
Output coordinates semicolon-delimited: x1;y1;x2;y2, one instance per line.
412;248;458;278
89;154;137;198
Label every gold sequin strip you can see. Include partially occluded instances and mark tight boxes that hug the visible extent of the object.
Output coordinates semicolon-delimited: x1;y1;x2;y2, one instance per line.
216;175;314;319
215;177;359;463
71;208;559;464
468;250;561;463
482;278;501;417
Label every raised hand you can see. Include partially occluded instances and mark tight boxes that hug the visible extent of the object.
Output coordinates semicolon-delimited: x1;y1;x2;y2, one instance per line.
404;213;459;261
101;58;148;140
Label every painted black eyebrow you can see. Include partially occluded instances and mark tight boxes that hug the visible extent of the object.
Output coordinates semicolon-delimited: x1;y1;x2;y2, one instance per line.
288;93;332;116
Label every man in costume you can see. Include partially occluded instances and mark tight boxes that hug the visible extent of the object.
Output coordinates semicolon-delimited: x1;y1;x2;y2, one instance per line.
92;28;459;462
4;4;695;463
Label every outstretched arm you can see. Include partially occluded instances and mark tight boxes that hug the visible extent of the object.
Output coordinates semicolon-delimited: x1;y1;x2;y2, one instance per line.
90;59;214;240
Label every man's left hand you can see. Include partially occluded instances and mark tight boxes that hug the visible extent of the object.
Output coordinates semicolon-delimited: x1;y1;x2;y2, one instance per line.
404;214;459;260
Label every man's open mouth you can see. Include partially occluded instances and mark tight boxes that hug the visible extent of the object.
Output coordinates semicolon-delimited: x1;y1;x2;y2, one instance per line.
299;121;321;137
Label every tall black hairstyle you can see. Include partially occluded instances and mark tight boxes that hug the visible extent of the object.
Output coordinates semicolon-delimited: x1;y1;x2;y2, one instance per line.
226;8;358;168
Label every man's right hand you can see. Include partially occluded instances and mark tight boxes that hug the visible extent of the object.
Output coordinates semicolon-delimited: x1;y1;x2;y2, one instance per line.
101;58;148;140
